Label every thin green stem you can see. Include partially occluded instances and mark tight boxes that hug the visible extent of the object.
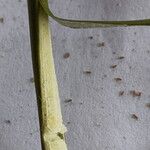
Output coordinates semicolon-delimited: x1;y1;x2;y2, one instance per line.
39;0;150;28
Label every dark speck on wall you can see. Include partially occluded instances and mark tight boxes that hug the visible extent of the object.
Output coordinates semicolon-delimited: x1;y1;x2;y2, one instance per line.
119;91;124;96
103;74;107;78
88;36;93;40
97;42;105;47
131;114;138;120
64;99;72;103
117;56;125;59
63;53;70;59
114;78;122;82
145;103;150;108
102;74;107;80
4;120;11;125
30;133;33;136
83;70;91;74
0;18;4;23
130;90;142;97
110;65;117;69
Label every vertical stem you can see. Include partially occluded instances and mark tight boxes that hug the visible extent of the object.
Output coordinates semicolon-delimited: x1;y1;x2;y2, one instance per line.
27;0;67;149
27;0;43;148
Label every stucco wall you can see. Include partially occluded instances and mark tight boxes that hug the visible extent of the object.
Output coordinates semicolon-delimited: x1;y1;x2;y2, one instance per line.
0;0;150;150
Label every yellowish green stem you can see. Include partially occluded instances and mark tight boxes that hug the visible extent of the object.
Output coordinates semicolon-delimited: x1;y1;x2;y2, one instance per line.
27;0;67;150
38;4;67;150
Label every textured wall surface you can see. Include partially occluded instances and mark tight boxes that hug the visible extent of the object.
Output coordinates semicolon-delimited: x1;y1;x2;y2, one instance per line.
1;0;150;150
0;0;41;149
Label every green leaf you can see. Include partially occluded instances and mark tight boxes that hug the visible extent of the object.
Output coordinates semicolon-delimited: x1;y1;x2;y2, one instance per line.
39;0;150;28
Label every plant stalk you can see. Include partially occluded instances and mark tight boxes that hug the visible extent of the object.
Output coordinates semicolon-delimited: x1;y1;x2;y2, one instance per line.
39;0;150;28
27;0;67;150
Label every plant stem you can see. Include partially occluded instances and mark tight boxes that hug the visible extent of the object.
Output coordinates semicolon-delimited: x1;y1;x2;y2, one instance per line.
27;0;67;150
39;0;150;28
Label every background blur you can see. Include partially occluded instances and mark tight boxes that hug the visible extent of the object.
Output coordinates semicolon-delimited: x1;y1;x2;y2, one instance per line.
0;0;150;149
